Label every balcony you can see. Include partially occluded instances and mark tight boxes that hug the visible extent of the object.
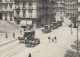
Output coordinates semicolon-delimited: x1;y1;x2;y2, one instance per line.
54;5;65;8
22;7;26;10
14;15;20;18
15;7;20;10
60;1;65;4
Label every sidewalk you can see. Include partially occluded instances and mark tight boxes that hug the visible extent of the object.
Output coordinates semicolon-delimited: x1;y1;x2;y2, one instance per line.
0;28;23;46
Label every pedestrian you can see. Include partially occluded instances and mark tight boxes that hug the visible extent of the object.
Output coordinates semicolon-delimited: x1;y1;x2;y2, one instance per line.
48;36;51;43
28;53;31;57
54;36;57;43
6;32;8;38
20;30;22;35
52;38;54;42
13;32;15;38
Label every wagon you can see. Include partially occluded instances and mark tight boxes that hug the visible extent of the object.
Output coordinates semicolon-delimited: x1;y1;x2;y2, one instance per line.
41;25;51;33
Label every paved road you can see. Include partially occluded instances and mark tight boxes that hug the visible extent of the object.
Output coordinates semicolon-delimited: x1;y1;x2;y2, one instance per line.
0;18;78;57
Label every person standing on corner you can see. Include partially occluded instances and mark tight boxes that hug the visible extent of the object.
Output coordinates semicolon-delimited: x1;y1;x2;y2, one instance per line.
20;30;22;35
28;53;31;57
13;32;15;38
6;32;8;38
54;36;57;43
48;36;51;43
52;37;54;42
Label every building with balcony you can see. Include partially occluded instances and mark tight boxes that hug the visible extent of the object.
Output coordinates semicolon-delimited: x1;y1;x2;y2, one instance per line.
77;0;80;29
14;0;55;28
77;0;80;21
0;0;14;22
65;0;77;18
53;0;65;21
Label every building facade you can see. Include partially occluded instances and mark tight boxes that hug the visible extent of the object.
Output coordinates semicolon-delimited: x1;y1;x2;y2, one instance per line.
53;0;65;21
65;0;77;18
78;0;80;21
77;0;80;30
14;0;55;28
0;0;14;22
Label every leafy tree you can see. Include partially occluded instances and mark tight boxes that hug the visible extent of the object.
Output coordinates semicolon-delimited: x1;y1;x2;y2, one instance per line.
64;40;80;57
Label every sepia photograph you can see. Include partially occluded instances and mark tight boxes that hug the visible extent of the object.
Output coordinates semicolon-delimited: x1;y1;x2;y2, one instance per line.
0;0;80;57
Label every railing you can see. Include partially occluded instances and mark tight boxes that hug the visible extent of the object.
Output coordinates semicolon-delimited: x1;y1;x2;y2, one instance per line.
22;7;26;9
15;7;20;10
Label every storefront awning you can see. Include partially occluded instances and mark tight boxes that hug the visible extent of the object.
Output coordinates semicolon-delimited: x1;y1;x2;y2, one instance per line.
27;20;32;25
20;20;32;26
20;20;26;26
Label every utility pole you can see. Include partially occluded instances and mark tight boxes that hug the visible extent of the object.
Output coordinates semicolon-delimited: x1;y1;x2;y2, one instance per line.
76;24;78;55
71;21;73;35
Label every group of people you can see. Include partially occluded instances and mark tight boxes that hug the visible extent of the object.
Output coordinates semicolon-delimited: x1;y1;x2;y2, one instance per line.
48;36;57;43
5;30;22;38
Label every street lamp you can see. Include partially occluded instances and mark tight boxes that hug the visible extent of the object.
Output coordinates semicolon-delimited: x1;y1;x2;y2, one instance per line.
77;24;79;57
71;23;73;35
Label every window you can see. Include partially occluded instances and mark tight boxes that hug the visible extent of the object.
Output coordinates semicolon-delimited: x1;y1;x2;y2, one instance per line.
16;11;19;15
0;0;2;2
10;0;13;2
23;11;25;17
23;2;26;7
9;4;12;8
5;18;7;21
5;4;7;9
10;18;12;21
10;13;12;17
5;13;7;17
29;2;32;7
5;0;7;2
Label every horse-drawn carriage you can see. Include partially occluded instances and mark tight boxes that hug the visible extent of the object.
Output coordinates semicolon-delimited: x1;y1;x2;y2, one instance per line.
57;21;62;27
51;22;58;29
18;30;40;47
41;25;51;33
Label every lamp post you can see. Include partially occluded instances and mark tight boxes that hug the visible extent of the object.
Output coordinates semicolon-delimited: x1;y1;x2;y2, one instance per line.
77;24;79;57
71;23;73;35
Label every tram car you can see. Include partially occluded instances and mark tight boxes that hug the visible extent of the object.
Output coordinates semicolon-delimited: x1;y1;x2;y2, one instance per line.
18;30;40;47
41;25;51;33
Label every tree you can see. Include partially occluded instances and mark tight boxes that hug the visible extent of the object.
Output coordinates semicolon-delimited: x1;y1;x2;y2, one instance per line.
64;40;80;57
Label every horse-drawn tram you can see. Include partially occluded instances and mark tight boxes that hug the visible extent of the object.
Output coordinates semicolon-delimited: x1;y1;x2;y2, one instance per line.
18;30;40;47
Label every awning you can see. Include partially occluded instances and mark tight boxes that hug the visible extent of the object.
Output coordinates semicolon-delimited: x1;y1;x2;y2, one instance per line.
20;20;32;26
27;20;32;25
20;20;26;26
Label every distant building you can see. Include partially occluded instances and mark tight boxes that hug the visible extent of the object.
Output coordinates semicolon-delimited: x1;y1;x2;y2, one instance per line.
53;0;65;21
14;0;55;28
78;0;80;21
77;0;80;30
65;0;77;18
0;0;14;22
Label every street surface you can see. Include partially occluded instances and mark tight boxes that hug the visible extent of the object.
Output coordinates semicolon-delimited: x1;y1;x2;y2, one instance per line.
0;18;80;57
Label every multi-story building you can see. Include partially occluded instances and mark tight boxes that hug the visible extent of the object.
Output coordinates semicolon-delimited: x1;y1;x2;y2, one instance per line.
77;0;80;21
65;0;77;18
14;0;55;28
77;0;80;29
53;0;65;21
0;0;14;22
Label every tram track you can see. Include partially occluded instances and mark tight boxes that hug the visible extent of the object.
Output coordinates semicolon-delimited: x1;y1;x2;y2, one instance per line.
4;46;26;57
0;43;25;57
0;43;20;54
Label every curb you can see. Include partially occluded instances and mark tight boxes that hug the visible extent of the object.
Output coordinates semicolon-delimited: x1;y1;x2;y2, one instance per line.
0;39;18;46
